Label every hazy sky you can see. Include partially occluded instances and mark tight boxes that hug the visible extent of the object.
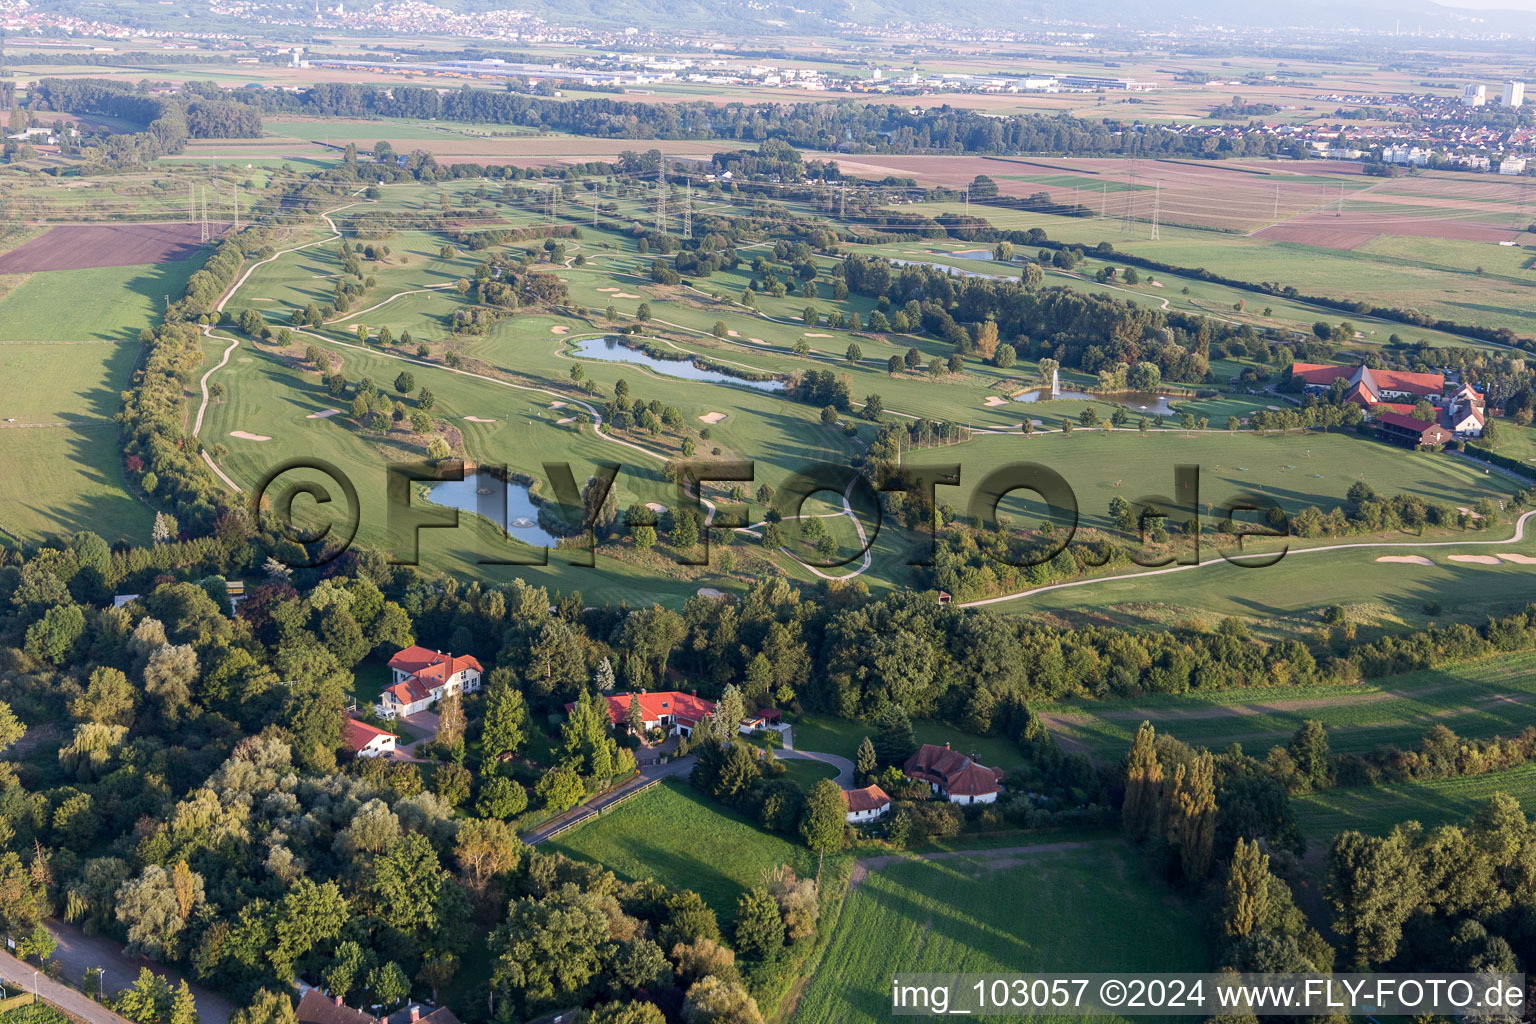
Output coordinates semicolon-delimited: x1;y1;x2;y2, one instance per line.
1432;0;1536;10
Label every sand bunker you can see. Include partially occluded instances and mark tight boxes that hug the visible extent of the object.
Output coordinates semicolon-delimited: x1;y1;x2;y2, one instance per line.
596;287;619;293
550;325;569;335
1267;405;1281;411
748;337;766;344
549;401;566;410
308;409;341;419
1449;554;1502;565
556;416;575;424
1376;555;1434;565
464;416;497;423
611;292;641;299
1456;507;1486;519
983;396;1009;407
1497;553;1536;564
697;588;726;599
699;412;727;424
727;330;740;337
645;502;667;513
230;431;271;442
804;332;832;338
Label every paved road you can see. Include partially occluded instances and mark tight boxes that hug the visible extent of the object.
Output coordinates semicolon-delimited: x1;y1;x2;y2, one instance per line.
523;757;694;846
778;748;856;787
43;921;235;1024
0;948;132;1024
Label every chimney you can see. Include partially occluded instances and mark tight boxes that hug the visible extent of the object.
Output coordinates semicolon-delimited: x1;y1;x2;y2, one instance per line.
409;1008;420;1023
944;742;950;749
333;997;343;1007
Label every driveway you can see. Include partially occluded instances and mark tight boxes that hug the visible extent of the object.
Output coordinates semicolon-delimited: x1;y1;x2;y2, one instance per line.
0;948;133;1024
391;710;440;761
42;920;235;1024
778;748;856;787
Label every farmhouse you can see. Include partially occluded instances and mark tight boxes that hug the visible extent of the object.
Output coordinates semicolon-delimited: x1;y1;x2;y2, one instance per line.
1441;383;1486;438
376;646;483;719
342;718;397;758
568;690;718;737
1376;411;1452;448
904;743;1002;805
842;784;892;822
1290;363;1444;411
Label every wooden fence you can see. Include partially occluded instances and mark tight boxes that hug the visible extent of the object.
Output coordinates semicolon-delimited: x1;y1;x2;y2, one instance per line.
535;776;660;844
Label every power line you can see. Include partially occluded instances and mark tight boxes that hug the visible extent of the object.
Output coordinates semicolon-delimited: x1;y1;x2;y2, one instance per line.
656;154;667;234
1150;182;1160;241
682;180;692;240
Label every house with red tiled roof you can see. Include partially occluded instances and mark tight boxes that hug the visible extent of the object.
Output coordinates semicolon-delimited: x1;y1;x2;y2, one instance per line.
1290;362;1445;411
904;743;1002;805
376;646;484;719
841;784;891;822
342;718;397;758
565;691;717;738
1376;411;1452;448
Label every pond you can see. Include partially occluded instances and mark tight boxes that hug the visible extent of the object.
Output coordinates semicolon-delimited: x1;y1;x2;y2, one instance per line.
1013;387;1183;417
887;257;1013;280
572;336;784;392
423;469;562;549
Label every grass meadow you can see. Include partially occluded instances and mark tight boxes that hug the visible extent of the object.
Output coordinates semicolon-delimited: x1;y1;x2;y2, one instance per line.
1038;652;1536;762
792;840;1208;1023
1292;763;1536;844
0;256;203;541
543;780;826;921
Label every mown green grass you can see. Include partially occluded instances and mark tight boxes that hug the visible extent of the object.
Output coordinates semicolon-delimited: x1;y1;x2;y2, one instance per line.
0;258;201;343
792;840;1209;1023
0;337;154;544
1292;763;1536;843
1039;652;1536;762
544;780;825;921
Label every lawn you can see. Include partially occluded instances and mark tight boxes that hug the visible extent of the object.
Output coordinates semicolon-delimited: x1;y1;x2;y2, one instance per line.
1292;763;1536;843
544;780;825;921
1038;652;1536;762
792;840;1209;1023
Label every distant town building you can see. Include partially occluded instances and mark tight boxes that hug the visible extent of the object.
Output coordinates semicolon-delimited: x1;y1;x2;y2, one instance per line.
1503;80;1526;108
1462;83;1487;107
1500;157;1528;176
1055;74;1155;92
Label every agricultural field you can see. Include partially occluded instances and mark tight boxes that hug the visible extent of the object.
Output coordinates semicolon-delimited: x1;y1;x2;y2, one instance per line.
0;246;194;542
868;185;1536;342
544;780;826;921
0;223;207;273
793;840;1209;1023
1036;652;1536;763
1292;763;1536;844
